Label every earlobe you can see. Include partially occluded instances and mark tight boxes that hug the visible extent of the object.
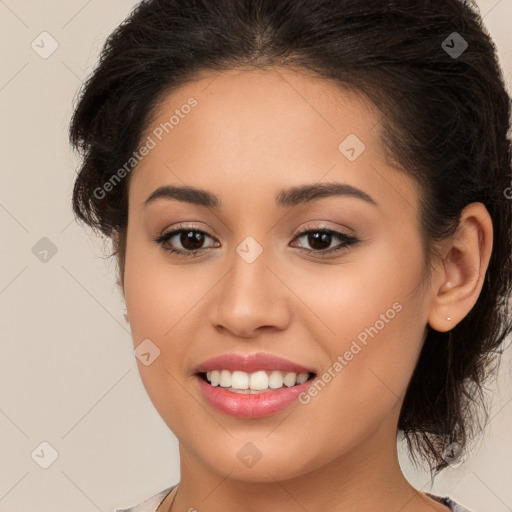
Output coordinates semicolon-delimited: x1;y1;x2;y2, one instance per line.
427;202;493;333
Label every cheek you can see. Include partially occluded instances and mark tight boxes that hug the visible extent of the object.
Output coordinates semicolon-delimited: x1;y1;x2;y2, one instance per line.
289;230;424;344
123;225;187;339
123;246;202;428
290;235;426;410
123;236;217;386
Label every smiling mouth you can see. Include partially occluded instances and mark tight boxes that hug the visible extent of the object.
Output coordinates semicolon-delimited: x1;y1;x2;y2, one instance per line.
197;369;317;394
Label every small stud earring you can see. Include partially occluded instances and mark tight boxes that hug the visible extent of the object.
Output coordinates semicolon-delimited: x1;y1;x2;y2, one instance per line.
446;317;451;321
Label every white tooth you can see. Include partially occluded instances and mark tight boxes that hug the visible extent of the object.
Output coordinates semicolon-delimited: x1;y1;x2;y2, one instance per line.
205;369;310;390
249;370;269;390
219;369;231;387
210;370;220;386
283;372;297;387
268;370;284;389
231;371;249;389
296;372;309;385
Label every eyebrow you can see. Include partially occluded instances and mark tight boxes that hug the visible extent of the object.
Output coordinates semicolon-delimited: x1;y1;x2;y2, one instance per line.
143;182;378;209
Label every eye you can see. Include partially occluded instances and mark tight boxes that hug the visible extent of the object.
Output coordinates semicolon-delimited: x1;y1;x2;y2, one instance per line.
153;224;360;258
291;226;359;256
153;224;219;258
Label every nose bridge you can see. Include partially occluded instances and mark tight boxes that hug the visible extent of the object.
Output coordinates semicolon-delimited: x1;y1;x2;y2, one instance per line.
210;232;291;336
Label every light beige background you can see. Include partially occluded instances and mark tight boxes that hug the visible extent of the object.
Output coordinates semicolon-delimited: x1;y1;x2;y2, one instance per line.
0;1;511;511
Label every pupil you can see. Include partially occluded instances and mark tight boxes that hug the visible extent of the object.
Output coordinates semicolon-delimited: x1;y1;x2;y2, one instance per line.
179;231;332;251
309;232;331;250
182;231;204;250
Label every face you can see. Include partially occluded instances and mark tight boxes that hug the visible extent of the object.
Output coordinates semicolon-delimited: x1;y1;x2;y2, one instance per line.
122;67;434;482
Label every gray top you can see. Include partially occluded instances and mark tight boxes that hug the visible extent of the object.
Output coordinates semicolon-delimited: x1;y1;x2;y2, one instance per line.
115;485;474;511
115;484;177;512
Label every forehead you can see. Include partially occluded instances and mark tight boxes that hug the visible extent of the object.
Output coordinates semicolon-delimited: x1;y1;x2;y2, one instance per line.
129;66;418;216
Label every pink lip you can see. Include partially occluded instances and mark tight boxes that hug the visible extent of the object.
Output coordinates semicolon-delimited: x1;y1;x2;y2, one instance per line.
195;374;316;418
193;352;317;418
194;352;316;374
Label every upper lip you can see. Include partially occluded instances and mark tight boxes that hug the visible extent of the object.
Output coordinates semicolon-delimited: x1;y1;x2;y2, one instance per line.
195;352;316;375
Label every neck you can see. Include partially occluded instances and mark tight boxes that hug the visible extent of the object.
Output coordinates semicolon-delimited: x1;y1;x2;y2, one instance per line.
166;406;448;512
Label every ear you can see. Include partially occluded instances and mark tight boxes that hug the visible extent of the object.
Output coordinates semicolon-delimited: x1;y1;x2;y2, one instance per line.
427;202;493;332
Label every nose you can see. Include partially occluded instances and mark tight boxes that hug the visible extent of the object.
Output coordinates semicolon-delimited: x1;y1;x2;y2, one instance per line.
209;248;292;339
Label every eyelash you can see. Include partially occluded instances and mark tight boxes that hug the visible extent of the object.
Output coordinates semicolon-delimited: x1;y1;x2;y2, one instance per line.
153;223;359;259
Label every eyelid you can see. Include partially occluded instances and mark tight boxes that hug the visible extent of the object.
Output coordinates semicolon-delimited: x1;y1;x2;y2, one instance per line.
291;225;359;253
154;222;360;257
156;223;218;248
293;222;355;237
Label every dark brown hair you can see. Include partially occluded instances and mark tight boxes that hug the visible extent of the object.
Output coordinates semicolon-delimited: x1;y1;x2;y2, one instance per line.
69;0;512;475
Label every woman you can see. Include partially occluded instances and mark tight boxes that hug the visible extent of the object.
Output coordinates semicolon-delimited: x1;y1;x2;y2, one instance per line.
68;0;512;511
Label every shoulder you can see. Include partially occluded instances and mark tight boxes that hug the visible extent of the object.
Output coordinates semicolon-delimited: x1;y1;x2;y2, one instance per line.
444;498;475;512
426;492;475;512
115;484;177;512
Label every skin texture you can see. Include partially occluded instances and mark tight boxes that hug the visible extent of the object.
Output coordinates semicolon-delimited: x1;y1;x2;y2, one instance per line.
119;67;493;512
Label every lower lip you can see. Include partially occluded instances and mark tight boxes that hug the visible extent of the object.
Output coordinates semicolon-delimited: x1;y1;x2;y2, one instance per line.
195;374;316;418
